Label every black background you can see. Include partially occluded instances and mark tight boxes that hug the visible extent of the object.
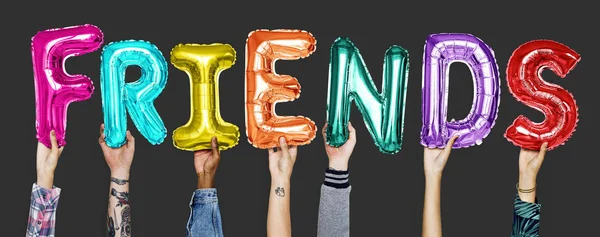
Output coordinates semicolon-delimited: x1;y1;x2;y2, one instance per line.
4;1;598;236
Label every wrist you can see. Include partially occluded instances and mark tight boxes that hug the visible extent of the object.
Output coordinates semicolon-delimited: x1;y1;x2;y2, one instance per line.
425;171;443;180
518;174;536;186
271;177;291;187
111;170;130;179
36;174;54;190
328;159;349;171
197;174;215;189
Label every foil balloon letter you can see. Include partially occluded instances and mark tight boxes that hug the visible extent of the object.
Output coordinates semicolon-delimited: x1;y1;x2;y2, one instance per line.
171;43;240;151
245;29;317;149
421;33;501;148
100;40;169;148
31;24;104;148
326;38;409;154
505;40;580;150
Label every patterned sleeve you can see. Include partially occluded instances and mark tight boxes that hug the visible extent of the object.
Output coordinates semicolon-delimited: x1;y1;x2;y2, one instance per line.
511;194;541;237
26;183;61;237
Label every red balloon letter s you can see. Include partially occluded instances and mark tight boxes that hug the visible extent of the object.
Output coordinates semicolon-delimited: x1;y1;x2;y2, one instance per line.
505;40;580;150
31;24;104;148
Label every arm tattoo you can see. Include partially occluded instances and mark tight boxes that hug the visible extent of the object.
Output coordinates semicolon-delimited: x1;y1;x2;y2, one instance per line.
120;206;131;236
107;215;116;237
111;177;129;185
275;187;285;197
111;188;130;207
108;189;131;236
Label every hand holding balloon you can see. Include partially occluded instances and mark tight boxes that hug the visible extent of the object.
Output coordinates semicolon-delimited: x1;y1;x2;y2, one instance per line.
36;130;64;189
323;123;356;171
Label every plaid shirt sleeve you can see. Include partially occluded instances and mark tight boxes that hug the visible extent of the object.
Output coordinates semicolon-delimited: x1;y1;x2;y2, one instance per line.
511;194;541;237
26;183;61;237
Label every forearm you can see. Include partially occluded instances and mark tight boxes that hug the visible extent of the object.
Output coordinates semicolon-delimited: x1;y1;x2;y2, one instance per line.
37;169;55;190
422;175;442;237
197;173;215;189
107;172;131;237
518;173;536;203
267;179;291;237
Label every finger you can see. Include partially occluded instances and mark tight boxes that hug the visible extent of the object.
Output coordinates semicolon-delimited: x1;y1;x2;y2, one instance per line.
289;146;298;163
268;148;275;156
98;124;106;144
443;135;459;154
50;130;59;152
321;123;328;141
537;142;548;162
126;130;135;142
347;122;356;141
211;137;220;157
125;131;135;147
279;137;289;154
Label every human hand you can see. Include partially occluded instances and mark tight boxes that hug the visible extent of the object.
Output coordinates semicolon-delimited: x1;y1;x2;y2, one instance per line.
518;142;548;202
423;136;458;179
323;123;356;171
268;137;298;183
98;124;135;179
36;130;64;189
194;137;221;189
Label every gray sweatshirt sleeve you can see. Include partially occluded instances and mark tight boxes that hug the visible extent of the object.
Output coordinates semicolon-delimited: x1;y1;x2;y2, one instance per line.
317;168;351;237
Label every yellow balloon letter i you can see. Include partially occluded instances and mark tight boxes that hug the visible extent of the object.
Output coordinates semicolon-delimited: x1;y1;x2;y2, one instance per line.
170;43;240;151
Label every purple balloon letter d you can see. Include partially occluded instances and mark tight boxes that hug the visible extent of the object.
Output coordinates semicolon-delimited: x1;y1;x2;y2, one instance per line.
421;33;500;149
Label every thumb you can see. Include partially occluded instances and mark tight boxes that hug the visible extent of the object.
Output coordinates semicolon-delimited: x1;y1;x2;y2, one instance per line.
347;122;356;142
50;130;59;152
322;123;328;141
536;142;548;162
126;131;135;144
211;137;220;157
442;135;458;157
279;137;289;155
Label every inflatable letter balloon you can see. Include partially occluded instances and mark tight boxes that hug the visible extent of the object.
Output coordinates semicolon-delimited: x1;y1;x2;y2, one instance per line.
171;43;240;151
245;29;317;149
326;38;409;154
100;40;168;148
421;33;501;148
505;40;580;150
32;24;104;148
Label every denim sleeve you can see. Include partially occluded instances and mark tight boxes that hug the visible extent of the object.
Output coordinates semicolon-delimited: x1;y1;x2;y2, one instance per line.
186;189;224;237
511;194;541;237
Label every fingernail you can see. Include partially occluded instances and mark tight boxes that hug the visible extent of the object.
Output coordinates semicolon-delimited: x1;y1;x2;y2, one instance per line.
279;137;286;144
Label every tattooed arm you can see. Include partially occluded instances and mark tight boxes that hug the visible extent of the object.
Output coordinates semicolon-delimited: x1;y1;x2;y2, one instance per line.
98;124;135;237
266;138;298;237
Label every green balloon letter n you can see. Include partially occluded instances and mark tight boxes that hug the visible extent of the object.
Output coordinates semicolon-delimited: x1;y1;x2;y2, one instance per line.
325;38;409;154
